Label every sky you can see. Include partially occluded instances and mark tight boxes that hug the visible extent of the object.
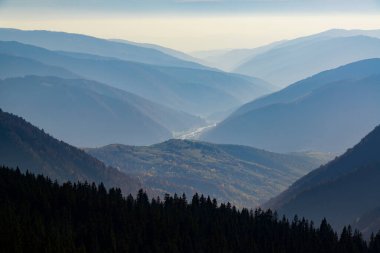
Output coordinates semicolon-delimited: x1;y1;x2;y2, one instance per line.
0;0;380;52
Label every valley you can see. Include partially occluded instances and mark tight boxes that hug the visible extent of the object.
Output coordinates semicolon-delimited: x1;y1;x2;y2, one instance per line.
1;20;380;252
174;122;217;140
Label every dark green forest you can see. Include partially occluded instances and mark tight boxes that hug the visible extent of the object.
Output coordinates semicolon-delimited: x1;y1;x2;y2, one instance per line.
1;166;380;253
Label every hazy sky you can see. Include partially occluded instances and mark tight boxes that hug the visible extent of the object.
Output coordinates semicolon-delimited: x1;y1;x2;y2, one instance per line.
0;0;380;52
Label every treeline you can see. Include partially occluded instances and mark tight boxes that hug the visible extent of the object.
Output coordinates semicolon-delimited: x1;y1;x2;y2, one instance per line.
0;166;379;253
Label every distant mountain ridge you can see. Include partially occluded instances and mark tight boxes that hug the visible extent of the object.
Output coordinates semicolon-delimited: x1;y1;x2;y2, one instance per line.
0;53;78;79
231;58;380;118
0;40;273;118
0;109;142;195
0;28;207;69
191;40;286;72
110;38;206;67
235;35;380;87
86;139;332;208
264;124;380;236
193;29;380;87
203;59;380;153
0;75;205;147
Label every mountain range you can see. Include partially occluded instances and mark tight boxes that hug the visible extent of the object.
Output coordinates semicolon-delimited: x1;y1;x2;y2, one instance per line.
0;39;273;118
85;139;332;208
194;29;380;88
235;35;380;87
0;28;207;69
203;58;380;153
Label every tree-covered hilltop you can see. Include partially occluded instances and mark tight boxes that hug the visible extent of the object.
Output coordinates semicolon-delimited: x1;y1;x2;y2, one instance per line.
0;108;142;195
1;166;380;253
86;140;331;208
265;124;380;236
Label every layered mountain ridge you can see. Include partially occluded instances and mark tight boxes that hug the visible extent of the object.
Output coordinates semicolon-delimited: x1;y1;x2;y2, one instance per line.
203;58;380;153
0;75;206;147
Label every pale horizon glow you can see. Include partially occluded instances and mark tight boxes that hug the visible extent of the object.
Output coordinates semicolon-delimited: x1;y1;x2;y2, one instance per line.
0;13;380;52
